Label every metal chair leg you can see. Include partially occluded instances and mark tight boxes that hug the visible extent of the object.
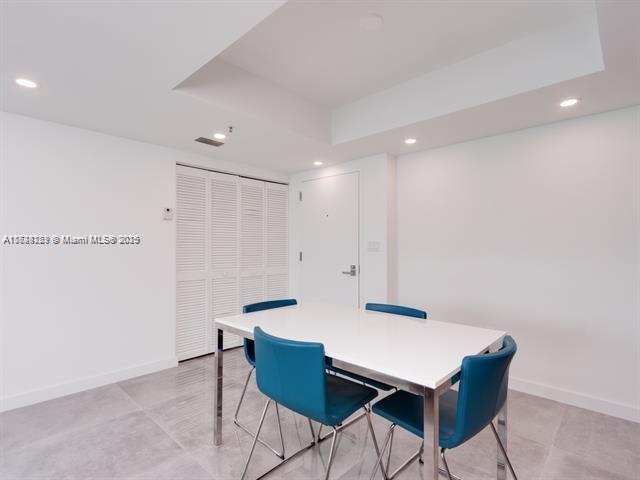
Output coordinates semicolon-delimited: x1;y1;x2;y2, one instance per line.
308;418;316;442
387;445;422;479
252;416;317;480
274;402;286;459
234;366;285;459
370;424;395;480
364;407;389;480
370;427;429;480
234;367;254;422
318;410;367;442
490;422;518;480
240;399;271;480
386;424;394;473
324;427;340;480
440;448;453;480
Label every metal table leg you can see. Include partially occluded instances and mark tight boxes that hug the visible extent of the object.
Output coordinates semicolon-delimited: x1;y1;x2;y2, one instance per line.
422;386;440;480
213;327;223;446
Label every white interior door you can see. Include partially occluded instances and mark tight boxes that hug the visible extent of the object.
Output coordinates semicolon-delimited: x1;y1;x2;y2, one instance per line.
300;172;359;306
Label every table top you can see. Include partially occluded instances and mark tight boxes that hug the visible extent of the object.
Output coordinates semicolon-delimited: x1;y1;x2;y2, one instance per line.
215;302;506;390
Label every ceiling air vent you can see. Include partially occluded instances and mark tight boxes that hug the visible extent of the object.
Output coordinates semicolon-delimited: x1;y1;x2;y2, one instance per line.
195;136;224;147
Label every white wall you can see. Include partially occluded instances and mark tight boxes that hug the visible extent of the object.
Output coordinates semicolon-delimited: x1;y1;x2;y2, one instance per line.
0;112;286;411
396;106;640;421
289;153;397;306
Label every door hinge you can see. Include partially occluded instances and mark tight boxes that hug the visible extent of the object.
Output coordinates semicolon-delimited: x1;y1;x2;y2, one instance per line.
299;251;303;262
298;191;302;201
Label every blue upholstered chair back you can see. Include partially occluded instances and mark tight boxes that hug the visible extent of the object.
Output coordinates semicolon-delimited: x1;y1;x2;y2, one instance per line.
242;299;297;365
365;303;427;319
253;327;327;423
447;336;517;448
243;299;298;314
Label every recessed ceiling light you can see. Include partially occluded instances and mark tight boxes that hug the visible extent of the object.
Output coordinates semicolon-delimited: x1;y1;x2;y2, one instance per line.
404;138;417;145
213;132;226;140
16;78;38;89
313;161;323;166
560;98;580;107
359;14;384;31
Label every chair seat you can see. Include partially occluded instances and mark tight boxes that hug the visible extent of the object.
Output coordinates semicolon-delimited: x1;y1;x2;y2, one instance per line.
328;365;394;391
324;374;378;427
371;389;459;449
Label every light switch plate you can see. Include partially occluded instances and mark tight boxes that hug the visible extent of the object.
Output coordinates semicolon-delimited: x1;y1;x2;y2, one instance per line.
367;241;381;252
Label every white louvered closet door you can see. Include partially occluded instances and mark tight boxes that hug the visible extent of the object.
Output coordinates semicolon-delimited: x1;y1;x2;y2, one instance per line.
239;178;265;308
176;167;289;360
265;182;289;299
176;166;210;360
209;172;242;350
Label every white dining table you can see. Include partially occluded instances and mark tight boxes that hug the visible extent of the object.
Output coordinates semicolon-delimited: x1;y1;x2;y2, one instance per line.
213;302;509;480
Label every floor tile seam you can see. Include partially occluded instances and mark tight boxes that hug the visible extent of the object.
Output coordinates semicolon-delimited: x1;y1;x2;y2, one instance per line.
1;386;144;457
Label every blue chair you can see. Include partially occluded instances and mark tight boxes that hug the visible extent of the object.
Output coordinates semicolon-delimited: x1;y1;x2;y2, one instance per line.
365;303;427;319
328;303;427;391
241;327;381;480
370;336;518;480
235;299;297;459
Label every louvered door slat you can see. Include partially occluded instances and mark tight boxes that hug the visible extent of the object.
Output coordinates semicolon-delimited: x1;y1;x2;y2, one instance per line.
210;173;242;350
211;176;238;271
239;178;265;313
240;180;265;272
177;172;206;273
265;183;289;301
176;280;207;359
266;273;288;299
266;186;288;269
212;277;238;317
240;275;264;307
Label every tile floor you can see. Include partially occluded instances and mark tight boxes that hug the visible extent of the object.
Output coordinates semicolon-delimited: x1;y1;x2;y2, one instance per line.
1;349;638;480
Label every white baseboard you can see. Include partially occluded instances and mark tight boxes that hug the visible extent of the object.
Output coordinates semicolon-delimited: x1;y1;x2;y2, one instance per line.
0;356;178;413
510;376;640;423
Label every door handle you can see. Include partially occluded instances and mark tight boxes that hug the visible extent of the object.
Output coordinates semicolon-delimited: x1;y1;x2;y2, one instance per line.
342;265;357;276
